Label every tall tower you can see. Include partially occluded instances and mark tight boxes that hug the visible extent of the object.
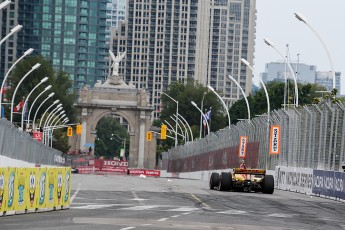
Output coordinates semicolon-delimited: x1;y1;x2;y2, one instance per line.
16;0;108;90
113;0;256;118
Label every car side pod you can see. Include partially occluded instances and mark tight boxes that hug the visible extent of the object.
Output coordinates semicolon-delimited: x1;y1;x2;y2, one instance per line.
218;172;232;191
262;175;274;194
209;172;220;190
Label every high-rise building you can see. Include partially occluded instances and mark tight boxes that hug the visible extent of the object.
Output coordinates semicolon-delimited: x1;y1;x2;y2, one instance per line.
261;61;341;92
106;0;126;42
13;0;108;90
112;0;256;118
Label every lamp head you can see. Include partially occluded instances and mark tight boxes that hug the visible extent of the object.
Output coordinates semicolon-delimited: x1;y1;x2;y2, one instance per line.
24;48;34;55
294;12;307;23
45;85;52;91
207;85;214;92
0;0;11;10
11;24;23;33
48;92;55;97
53;99;59;104
264;38;274;47
57;107;63;112
32;63;41;70
60;114;66;118
191;101;197;107
56;103;62;108
41;77;48;83
240;58;250;66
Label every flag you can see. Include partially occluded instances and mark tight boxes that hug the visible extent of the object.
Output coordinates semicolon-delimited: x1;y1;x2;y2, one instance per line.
203;110;211;127
23;100;29;121
13;99;24;112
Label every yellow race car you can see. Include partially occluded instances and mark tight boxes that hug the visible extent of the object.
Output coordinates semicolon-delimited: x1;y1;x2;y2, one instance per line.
209;168;274;194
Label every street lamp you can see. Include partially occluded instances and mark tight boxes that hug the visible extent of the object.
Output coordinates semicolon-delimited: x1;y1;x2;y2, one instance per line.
207;85;231;128
39;103;62;131
175;113;193;142
264;38;299;107
111;133;126;158
10;63;41;122
161;92;178;147
0;24;22;46
228;75;251;122
200;92;207;138
191;101;210;135
170;115;187;141
44;109;64;144
294;12;336;90
0;48;34;116
27;85;52;127
32;95;56;130
21;76;48;130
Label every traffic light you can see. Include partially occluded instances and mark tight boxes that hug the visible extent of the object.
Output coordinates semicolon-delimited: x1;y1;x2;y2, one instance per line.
67;126;73;137
160;124;167;140
146;131;152;141
76;124;82;135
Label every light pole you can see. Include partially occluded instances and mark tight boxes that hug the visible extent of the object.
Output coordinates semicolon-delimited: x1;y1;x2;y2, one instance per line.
170;115;187;141
27;85;52;127
264;38;299;107
111;133;126;158
207;85;231;128
10;63;41;122
44;109;64;145
161;92;178;147
294;12;336;90
39;103;62;131
175;113;193;142
32;95;56;130
228;75;251;122
200;92;207;138
0;24;22;46
191;101;210;135
21;77;48;130
0;48;34;116
0;0;11;10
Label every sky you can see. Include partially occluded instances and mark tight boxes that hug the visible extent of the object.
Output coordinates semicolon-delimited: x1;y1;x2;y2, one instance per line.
254;0;345;94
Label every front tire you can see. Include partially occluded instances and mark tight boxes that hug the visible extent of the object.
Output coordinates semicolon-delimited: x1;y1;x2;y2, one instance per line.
262;175;274;194
209;172;219;190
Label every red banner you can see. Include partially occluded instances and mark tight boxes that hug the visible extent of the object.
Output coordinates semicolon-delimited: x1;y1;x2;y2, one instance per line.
33;131;42;142
128;169;161;177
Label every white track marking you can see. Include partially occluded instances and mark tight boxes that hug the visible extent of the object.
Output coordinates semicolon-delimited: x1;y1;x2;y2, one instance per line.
157;218;169;222
119;205;160;210
120;227;135;230
166;207;200;212
70;183;81;204
267;213;295;218
217;210;247;215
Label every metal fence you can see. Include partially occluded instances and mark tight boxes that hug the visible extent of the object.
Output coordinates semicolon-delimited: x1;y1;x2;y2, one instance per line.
161;101;345;172
0;118;65;166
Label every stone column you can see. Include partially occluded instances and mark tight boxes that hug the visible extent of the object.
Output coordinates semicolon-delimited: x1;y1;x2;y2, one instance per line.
80;108;87;151
137;111;146;168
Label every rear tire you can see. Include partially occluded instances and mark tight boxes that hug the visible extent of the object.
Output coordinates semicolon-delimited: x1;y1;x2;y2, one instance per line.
262;175;274;194
209;172;219;190
218;172;232;191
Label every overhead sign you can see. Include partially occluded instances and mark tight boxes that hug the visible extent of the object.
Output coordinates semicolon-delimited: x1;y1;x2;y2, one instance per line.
270;125;281;154
238;136;248;158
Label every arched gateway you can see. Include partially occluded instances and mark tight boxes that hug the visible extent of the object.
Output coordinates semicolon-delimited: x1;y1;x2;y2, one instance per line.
70;50;156;168
71;83;156;169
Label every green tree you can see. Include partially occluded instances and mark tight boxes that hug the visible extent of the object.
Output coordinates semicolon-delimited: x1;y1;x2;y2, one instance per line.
94;116;129;159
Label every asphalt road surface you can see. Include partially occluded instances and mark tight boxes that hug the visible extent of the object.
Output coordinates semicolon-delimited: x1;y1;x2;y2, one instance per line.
1;173;345;230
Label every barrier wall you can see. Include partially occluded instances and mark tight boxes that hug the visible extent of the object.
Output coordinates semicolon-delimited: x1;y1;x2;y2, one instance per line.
0;167;71;216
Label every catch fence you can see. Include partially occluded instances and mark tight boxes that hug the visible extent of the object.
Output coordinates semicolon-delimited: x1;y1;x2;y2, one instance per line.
161;101;345;172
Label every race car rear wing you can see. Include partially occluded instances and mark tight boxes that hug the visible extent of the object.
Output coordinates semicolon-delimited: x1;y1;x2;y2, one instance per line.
233;168;266;175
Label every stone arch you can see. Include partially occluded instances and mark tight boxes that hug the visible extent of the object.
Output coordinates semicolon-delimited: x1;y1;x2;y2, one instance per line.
71;86;156;169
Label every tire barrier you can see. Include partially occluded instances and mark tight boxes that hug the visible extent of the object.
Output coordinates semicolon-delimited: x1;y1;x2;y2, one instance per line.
0;167;71;216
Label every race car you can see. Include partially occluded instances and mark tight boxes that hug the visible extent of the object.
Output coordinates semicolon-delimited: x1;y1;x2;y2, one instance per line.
209;168;274;194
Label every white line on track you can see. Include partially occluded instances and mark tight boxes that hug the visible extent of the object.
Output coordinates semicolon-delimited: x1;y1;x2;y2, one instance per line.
70;183;82;204
157;218;169;222
171;215;181;218
120;227;135;230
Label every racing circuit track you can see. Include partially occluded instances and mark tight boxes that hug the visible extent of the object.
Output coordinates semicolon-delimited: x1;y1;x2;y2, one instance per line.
1;174;345;230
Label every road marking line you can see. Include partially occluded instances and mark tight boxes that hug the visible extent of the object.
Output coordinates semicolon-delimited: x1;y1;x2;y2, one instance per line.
171;215;181;218
70;183;81;204
166;207;199;212
157;218;169;222
119;205;160;210
72;204;118;210
182;212;191;215
217;210;247;215
190;193;211;209
120;227;135;230
131;191;144;205
267;213;294;218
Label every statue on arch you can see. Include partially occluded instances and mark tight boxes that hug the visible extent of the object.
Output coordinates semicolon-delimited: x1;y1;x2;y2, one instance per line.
108;50;127;85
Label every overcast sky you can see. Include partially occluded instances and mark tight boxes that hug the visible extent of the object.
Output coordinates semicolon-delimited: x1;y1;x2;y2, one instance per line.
254;0;345;94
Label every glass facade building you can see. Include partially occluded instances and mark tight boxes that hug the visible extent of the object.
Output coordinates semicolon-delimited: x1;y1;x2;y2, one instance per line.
15;0;108;90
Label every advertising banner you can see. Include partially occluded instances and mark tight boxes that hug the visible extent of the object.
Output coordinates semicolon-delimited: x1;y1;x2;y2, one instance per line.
36;168;47;210
62;168;71;208
275;166;313;194
6;168;16;212
128;169;161;177
14;168;27;212
238;136;248;158
55;168;64;208
334;172;345;200
0;168;8;214
46;168;56;209
26;168;39;211
270;125;281;154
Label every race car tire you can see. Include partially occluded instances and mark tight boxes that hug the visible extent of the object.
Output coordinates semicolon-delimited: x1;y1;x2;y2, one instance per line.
209;172;220;190
262;175;274;194
218;172;232;191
